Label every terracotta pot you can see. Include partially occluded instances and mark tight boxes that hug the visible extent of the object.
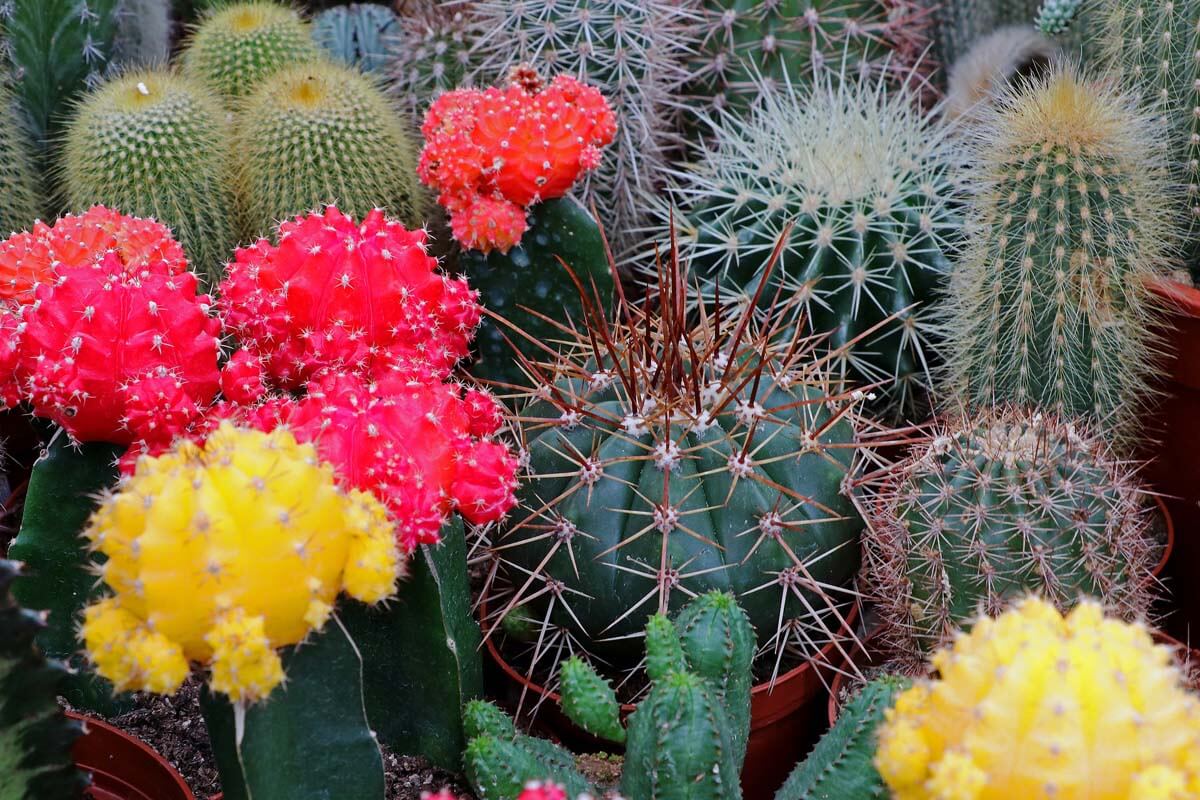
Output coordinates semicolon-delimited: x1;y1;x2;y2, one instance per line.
68;712;194;800
482;599;861;800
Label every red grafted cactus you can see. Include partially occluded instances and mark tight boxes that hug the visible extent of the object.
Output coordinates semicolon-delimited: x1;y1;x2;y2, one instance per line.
516;783;568;800
0;206;187;305
418;69;617;253
218;206;481;388
285;370;518;552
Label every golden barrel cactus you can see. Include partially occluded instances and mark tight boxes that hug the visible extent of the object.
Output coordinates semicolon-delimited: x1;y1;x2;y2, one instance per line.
81;422;403;703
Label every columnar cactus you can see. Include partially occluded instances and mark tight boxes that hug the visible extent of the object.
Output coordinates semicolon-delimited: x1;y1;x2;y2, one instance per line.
463;700;595;799
876;598;1200;798
463;0;704;251
233;61;423;238
860;409;1159;656
494;235;867;673
0;87;41;238
311;2;397;74
666;70;961;415
81;422;403;703
63;69;238;285
386;0;474;124
181;1;323;102
940;63;1174;446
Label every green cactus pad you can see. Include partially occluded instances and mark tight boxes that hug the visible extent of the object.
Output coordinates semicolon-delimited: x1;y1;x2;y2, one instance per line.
63;69;238;286
559;656;626;744
233;60;422;240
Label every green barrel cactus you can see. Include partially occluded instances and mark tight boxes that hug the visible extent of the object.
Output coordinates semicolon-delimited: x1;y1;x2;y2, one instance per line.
940;64;1175;446
775;675;909;800
385;0;474;123
181;1;323;102
0;86;41;237
63;69;238;286
0;559;89;800
860;409;1159;656
232;60;422;240
311;3;397;75
667;70;962;416
496;239;865;672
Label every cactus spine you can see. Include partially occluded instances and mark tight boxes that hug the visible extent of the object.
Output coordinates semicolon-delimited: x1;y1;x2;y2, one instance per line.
0;86;40;236
860;409;1159;656
666;69;961;415
940;63;1174;446
386;0;474;124
311;3;397;74
233;61;423;239
63;70;238;286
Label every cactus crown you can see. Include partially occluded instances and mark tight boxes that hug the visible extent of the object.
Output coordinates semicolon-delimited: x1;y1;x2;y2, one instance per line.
860;408;1158;657
876;598;1200;798
940;62;1175;446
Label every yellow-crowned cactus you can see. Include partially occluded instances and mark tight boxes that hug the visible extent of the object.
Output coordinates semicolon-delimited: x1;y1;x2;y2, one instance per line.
876;597;1200;799
81;421;403;704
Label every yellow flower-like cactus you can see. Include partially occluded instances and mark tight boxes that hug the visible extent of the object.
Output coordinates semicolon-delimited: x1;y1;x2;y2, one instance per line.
81;422;403;703
876;598;1200;799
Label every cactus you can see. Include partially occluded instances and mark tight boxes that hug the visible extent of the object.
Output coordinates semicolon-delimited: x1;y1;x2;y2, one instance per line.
463;701;595;800
113;0;172;67
463;0;704;252
0;207;221;445
232;61;423;239
689;0;938;117
62;69;238;286
665;69;962;416
180;1;323;102
0;86;41;238
385;0;474;124
775;676;910;800
933;0;1042;67
1035;0;1084;35
943;25;1058;123
0;559;89;800
876;597;1200;798
559;656;627;744
491;232;867;675
311;3;397;74
940;64;1174;446
860;409;1159;656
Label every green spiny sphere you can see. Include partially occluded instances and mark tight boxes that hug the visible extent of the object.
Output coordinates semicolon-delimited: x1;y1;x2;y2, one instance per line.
63;70;238;285
0;88;41;237
385;0;474;123
311;3;397;75
232;60;422;239
862;410;1158;656
940;65;1174;445
182;1;323;102
668;72;962;417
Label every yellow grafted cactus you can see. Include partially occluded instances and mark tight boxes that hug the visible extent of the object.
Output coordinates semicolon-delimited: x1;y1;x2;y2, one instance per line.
876;598;1200;800
81;422;403;703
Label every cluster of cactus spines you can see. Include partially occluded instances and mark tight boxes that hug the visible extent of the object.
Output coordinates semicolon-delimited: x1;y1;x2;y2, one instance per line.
489;233;869;680
181;1;323;102
1035;0;1085;36
232;60;422;239
941;63;1174;446
218;206;480;388
774;676;910;800
463;699;595;799
385;0;474;124
689;0;939;116
81;422;403;703
0;207;222;445
63;69;238;286
943;25;1058;123
860;409;1159;657
664;68;962;416
876;598;1200;798
418;67;616;254
462;0;704;251
0;560;89;800
113;0;172;67
0;85;42;238
311;2;397;74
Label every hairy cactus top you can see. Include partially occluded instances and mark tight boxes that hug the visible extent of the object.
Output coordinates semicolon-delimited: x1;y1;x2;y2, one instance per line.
218;206;481;388
876;597;1200;799
419;68;617;253
82;422;403;703
0;209;221;444
182;1;323;100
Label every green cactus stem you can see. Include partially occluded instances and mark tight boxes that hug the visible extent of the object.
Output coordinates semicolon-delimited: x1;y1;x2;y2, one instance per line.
311;3;397;74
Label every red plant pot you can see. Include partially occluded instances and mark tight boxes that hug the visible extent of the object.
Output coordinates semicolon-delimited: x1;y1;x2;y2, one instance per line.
482;600;860;800
68;712;194;800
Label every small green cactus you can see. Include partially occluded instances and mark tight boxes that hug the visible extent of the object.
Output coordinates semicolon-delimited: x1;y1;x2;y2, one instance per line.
232;60;422;239
385;0;473;123
311;3;397;75
0;559;89;800
775;675;909;800
181;1;323;102
0;86;41;237
63;69;238;285
940;63;1175;445
559;656;626;744
1035;0;1084;35
860;409;1159;656
463;701;595;800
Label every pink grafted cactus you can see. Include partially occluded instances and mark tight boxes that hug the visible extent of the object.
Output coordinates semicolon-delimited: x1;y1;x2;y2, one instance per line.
418;69;616;253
